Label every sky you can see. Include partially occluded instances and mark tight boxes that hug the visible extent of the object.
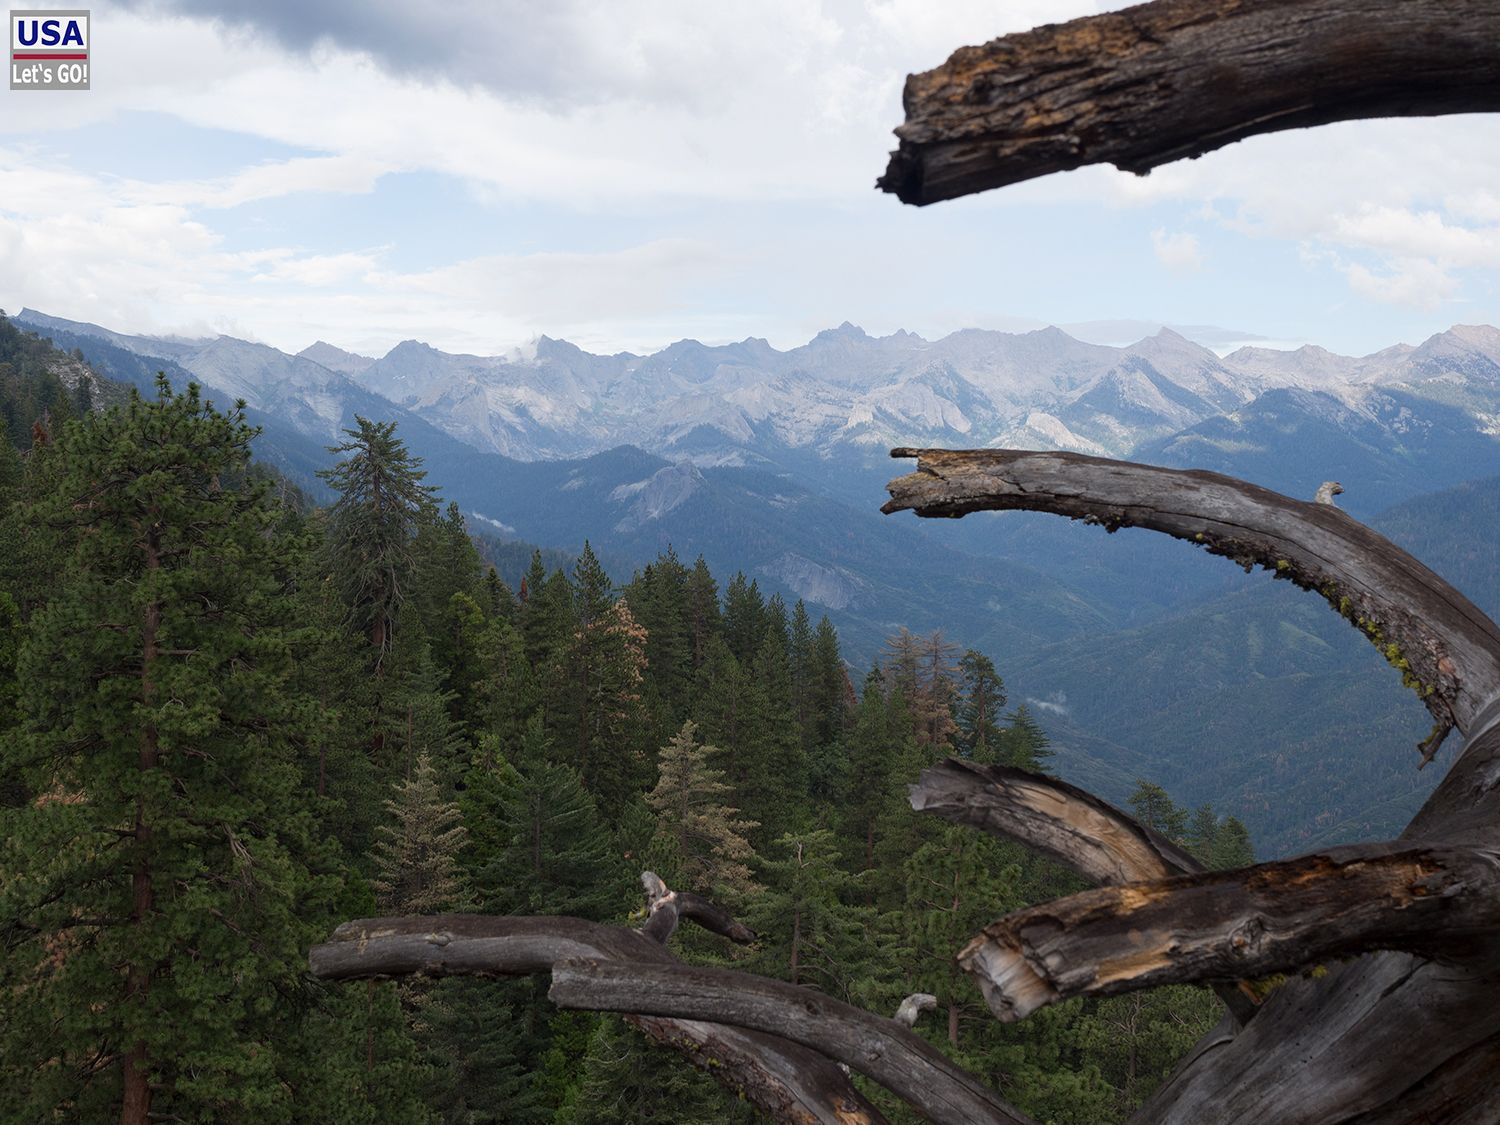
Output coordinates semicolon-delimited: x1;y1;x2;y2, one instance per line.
2;1;1499;359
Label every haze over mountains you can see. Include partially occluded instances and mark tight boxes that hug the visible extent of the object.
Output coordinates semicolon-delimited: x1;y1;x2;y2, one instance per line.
17;306;1500;855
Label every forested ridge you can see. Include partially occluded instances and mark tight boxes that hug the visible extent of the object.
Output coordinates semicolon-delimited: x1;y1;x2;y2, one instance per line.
0;321;1254;1123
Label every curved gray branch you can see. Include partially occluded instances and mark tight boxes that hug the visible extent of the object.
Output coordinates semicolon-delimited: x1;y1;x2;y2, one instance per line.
1130;952;1500;1124
310;915;884;1125
549;959;1032;1125
641;871;757;945
877;0;1500;204
911;759;1201;884
884;448;1500;758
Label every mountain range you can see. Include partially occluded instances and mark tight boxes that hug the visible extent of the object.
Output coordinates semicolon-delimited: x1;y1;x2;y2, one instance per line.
16;306;1500;856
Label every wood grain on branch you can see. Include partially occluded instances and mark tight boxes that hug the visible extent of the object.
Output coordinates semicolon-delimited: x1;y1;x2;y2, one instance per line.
1132;951;1500;1124
877;0;1500;204
911;758;1200;884
549;959;1032;1125
956;842;1500;1021
310;915;883;1125
885;449;1500;761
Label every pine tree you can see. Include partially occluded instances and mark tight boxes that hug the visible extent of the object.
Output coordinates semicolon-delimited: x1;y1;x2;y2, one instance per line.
763;592;790;650
558;594;650;822
685;555;721;669
721;572;766;663
362;626;468;791
789;599;816;743
625;548;693;731
0;422;20;498
843;670;894;874
1128;781;1189;842
0;380;339;1124
1210;816;1255;869
1186;803;1220;866
902;826;1022;1045
882;627;923;701
917;630;962;752
806;615;851;802
291;566;383;848
746;828;873;998
370;753;471;914
739;627;810;846
558;1014;752;1125
1000;703;1054;771
469;609;535;750
484;565;518;622
464;717;623;920
692;634;752;784
958;650;1008;764
318;416;438;659
646;720;759;901
413;502;483;619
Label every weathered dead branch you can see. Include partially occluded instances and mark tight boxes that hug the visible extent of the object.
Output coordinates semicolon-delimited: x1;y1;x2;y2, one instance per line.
877;0;1500;204
911;758;1199;884
956;842;1500;1021
1133;951;1500;1123
882;446;1500;1121
310;912;886;1125
641;870;756;944
910;758;1258;1023
885;448;1500;761
549;959;1031;1125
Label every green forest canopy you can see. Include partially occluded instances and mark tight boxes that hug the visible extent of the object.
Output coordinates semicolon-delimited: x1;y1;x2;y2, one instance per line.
0;323;1254;1123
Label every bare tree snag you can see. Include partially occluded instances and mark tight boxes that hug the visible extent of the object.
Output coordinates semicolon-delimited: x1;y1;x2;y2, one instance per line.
954;842;1500;1021
877;0;1500;204
310;913;884;1125
882;446;1500;1121
885;448;1500;761
910;758;1258;1024
549;959;1032;1125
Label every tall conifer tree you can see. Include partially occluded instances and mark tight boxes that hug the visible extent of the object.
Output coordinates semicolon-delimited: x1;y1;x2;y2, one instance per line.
0;380;338;1123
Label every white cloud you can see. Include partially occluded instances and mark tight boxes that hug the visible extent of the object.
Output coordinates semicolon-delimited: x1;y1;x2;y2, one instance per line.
1328;206;1500;270
1026;694;1070;718
130;154;393;210
1;2;1498;349
1152;227;1203;273
1343;258;1459;311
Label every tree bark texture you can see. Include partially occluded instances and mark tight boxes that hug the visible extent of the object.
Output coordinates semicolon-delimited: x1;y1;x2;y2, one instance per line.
911;758;1201;884
877;0;1500;204
956;841;1500;1021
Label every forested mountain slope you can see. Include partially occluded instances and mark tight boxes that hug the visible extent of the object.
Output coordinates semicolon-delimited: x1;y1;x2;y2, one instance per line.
0;366;1253;1123
1007;474;1500;857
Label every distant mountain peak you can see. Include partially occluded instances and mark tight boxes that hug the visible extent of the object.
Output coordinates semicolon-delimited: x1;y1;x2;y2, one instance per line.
385;338;440;358
298;340;375;375
815;321;871;343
